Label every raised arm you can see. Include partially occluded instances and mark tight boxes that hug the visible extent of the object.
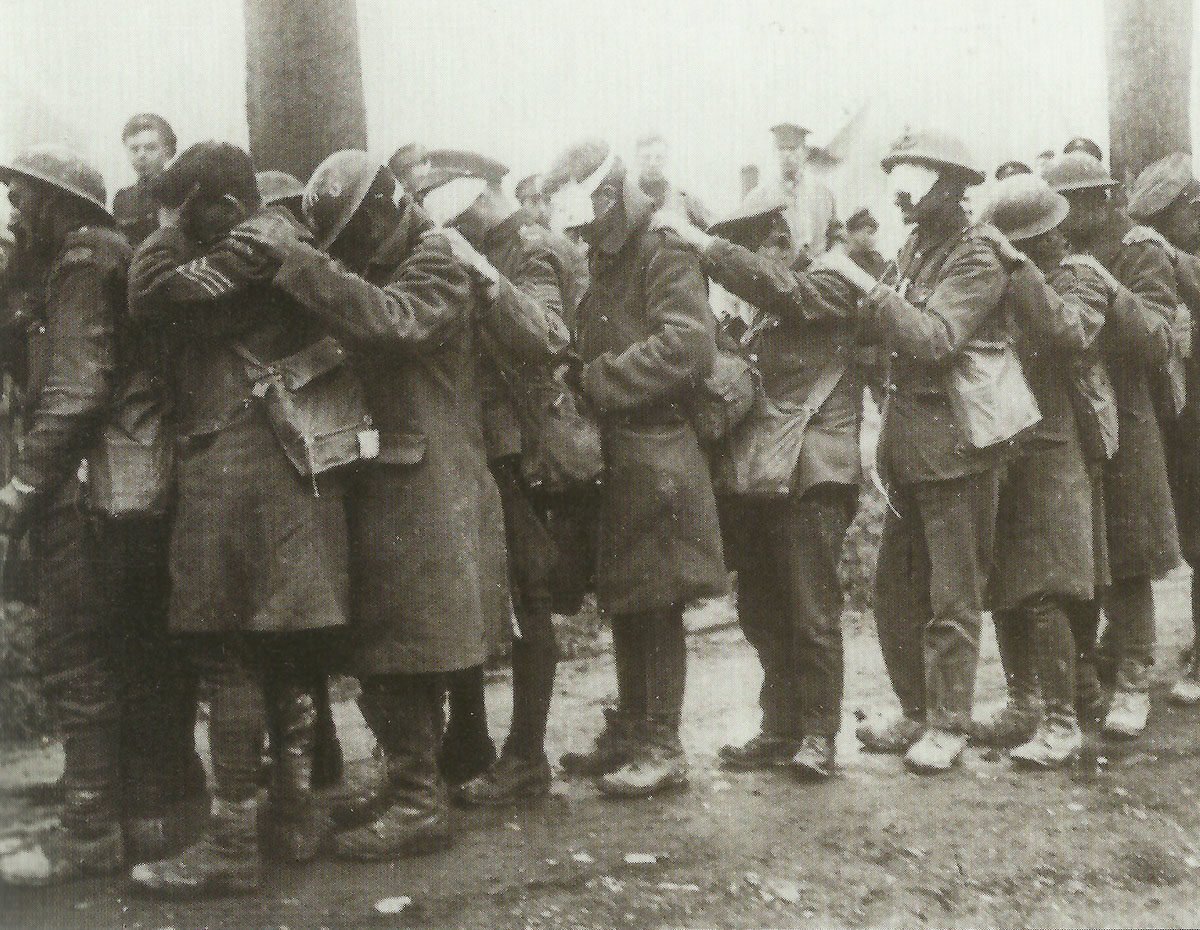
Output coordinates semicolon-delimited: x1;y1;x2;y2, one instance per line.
862;237;1008;363
273;233;474;353
701;237;858;324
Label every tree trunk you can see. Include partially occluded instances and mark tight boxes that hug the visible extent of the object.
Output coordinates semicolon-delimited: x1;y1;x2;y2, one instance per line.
244;0;368;182
1106;0;1193;185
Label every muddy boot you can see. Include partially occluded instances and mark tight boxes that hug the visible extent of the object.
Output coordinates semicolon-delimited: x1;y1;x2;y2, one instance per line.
0;790;123;887
130;797;262;896
856;715;924;754
1103;691;1149;739
125;790;211;865
970;698;1041;749
1169;645;1200;705
454;752;553;807
336;675;453;862
265;688;328;862
790;735;836;781
903;729;967;774
312;679;345;790
718;732;800;771
560;707;640;777
597;718;689;799
1010;719;1082;769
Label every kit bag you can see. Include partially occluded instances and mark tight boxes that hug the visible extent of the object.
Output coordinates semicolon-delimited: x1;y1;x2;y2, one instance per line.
690;346;759;446
233;336;377;478
945;337;1041;449
87;369;175;518
716;357;846;498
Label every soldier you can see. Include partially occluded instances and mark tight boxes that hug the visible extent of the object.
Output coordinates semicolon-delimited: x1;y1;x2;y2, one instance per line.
744;122;839;264
844;208;888;278
1126;152;1200;705
0;145;200;885
821;130;1015;774
419;152;572;804
544;139;728;797
127;143;353;894
113;113;177;247
516;173;551;228
228;150;553;858
634;132;711;228
654;195;866;779
970;175;1109;764
1044;152;1182;738
387;142;432;195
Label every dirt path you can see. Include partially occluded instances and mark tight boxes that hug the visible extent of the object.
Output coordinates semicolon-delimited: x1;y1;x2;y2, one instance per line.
2;577;1200;929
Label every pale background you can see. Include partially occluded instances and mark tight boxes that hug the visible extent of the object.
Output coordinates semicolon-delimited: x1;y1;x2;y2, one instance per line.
0;0;1191;251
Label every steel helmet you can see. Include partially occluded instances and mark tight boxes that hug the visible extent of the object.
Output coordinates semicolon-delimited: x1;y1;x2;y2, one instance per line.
256;169;305;207
981;174;1070;242
880;129;985;186
1041;152;1117;194
303;150;388;249
0;143;109;216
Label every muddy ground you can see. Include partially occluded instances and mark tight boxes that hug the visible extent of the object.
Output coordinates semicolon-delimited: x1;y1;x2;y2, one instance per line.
2;576;1200;929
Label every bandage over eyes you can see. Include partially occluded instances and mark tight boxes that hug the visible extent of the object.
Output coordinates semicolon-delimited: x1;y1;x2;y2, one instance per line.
550;149;617;232
887;163;939;206
422;177;489;227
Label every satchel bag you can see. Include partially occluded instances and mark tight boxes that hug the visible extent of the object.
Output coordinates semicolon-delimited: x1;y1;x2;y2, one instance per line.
690;347;759;446
87;369;174;519
944;338;1041;449
233;337;377;479
716;357;847;498
515;372;604;493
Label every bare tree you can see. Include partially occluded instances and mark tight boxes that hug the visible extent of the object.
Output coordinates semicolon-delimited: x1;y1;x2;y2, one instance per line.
244;0;368;181
1106;0;1193;184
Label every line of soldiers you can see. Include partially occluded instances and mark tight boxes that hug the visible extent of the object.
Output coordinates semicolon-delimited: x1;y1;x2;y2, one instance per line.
0;111;1196;899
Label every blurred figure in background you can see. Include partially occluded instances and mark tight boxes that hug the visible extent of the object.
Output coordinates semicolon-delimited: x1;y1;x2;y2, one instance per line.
113;113;177;247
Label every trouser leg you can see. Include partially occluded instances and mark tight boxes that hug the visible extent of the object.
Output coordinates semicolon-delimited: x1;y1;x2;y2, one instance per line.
611;614;648;719
32;493;120;836
918;470;999;733
642;605;687;734
440;666;495;783
505;596;559;761
992;608;1039;706
359;674;446;810
786;487;855;738
1027;596;1078;724
873;483;930;722
1105;576;1156;693
206;639;268;804
730;502;796;739
106;517;205;820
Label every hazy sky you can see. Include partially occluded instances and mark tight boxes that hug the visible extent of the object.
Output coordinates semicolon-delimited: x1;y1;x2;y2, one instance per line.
0;0;1185;216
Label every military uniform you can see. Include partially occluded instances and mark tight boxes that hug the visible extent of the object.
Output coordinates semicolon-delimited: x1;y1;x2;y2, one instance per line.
700;237;862;751
863;222;1011;736
568;175;727;787
477;213;572;770
988;259;1106;729
1085;213;1182;693
112;182;160;247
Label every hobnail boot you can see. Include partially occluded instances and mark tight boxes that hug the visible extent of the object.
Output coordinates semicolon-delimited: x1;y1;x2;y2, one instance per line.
903;729;967;774
718;732;800;771
856;715;924;754
454;752;553;807
560;708;640;777
1010;720;1083;769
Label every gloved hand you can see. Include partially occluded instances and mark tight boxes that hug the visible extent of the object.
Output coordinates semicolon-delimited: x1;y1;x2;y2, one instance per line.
226;209;311;266
0;478;35;538
1061;253;1122;295
811;247;878;294
651;208;712;251
973;223;1029;268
